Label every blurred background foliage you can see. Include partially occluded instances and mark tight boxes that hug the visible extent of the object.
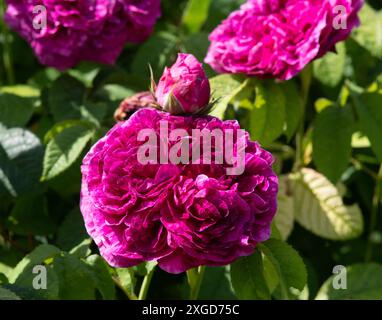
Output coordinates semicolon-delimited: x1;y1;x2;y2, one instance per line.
0;0;382;300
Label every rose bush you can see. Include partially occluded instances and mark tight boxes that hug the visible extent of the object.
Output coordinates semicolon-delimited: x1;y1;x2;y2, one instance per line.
1;0;381;301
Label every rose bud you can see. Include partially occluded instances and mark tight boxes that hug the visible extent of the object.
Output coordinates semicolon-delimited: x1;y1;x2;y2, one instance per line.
155;53;211;115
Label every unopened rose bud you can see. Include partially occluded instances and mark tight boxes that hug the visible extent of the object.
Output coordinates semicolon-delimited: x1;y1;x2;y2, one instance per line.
155;53;211;115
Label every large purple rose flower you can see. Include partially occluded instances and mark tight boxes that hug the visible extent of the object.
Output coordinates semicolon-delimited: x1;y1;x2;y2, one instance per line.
80;108;278;274
4;0;161;70
205;0;363;80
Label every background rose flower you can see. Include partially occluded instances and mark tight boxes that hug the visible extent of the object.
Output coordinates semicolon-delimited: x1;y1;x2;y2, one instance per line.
155;53;211;114
205;0;363;80
80;108;278;274
4;0;161;70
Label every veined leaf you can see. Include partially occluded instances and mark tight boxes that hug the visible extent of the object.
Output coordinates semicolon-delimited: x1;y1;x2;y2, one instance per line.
9;244;61;284
291;168;363;240
316;263;382;300
53;253;96;300
281;80;302;141
132;32;178;80
353;90;382;161
0;128;43;197
209;75;248;120
230;250;270;300
313;105;355;183
250;80;286;145
0;287;21;300
259;239;307;298
42;123;94;181
182;0;211;33
313;43;346;87
85;255;116;300
352;4;382;59
48;75;86;122
275;176;294;240
0;93;35;127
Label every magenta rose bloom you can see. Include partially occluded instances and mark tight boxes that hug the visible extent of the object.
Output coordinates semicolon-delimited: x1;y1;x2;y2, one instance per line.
205;0;363;80
155;53;211;114
80;108;278;274
4;0;161;70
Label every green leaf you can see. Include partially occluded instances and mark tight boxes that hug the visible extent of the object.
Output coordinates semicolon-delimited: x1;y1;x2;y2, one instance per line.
0;93;35;127
132;32;178;80
0;85;40;98
115;268;136;299
15;265;59;300
250;80;286;145
183;32;210;62
69;238;92;259
44;119;93;144
6;194;56;236
316;263;382;300
182;0;211;33
204;0;245;31
1;284;45;300
42;123;94;181
275;176;294;240
313;43;346;87
259;239;307;298
281;81;302;141
53;253;96;300
9;244;61;284
57;208;88;251
67;62;100;88
133;261;157;276
48;75;86;122
353;91;382;161
315;98;334;113
97;84;135;102
209;75;248;119
352;4;382;59
230;250;270;300
198;266;236;300
291;168;364;240
313;105;354;182
0;286;21;300
351;132;371;148
0;128;43;197
86;255;116;300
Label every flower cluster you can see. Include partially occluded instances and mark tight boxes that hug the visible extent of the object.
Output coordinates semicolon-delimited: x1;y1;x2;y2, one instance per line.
205;0;363;80
4;0;161;70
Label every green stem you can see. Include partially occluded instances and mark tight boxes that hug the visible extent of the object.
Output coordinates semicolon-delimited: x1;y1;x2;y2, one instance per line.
293;65;312;172
138;268;155;300
365;164;382;262
0;0;15;84
187;265;206;300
